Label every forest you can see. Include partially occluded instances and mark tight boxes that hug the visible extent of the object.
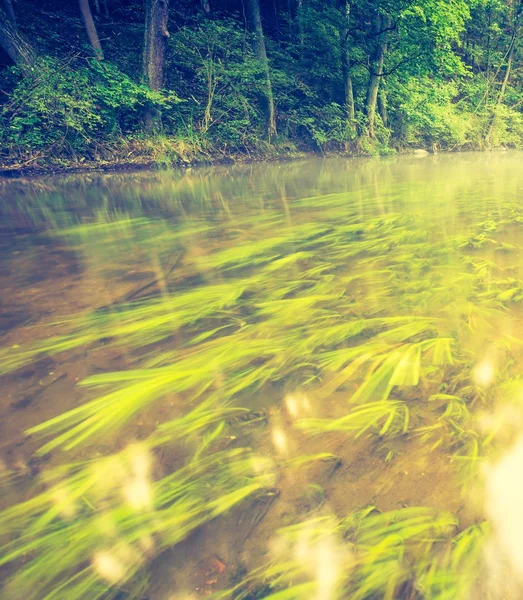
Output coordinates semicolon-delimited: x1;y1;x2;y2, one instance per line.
0;0;523;170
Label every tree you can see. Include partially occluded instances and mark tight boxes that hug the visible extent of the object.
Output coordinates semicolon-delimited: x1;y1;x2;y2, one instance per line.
143;0;169;89
364;12;389;138
297;0;304;51
79;0;104;60
338;0;355;141
244;0;277;139
2;0;16;25
142;0;169;131
485;0;522;145
348;0;470;142
0;5;37;76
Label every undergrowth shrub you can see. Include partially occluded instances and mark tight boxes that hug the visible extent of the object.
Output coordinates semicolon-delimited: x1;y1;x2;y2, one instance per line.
0;58;177;160
390;78;470;150
167;17;267;151
487;104;523;148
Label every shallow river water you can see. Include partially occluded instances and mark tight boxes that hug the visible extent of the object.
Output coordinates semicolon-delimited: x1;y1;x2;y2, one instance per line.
2;153;523;599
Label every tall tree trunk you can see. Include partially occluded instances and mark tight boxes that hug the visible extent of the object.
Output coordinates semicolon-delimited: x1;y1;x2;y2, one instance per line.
143;0;170;131
2;0;16;25
365;13;388;138
297;0;304;52
287;0;293;43
485;0;519;146
485;0;492;103
79;0;104;60
0;7;37;76
378;87;387;127
244;0;277;139
339;0;355;142
272;0;280;43
486;42;514;145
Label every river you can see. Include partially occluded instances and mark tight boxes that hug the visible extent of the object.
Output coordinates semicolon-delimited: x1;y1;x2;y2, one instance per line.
1;152;523;599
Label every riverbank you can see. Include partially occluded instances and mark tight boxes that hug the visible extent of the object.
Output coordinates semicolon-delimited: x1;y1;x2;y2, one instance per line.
0;139;311;178
0;141;438;179
3;0;523;185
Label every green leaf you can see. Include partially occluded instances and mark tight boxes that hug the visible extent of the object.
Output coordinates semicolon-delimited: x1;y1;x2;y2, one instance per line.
351;352;401;404
389;344;421;386
432;338;454;366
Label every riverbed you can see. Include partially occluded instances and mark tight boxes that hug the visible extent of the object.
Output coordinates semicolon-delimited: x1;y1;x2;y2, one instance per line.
1;153;523;599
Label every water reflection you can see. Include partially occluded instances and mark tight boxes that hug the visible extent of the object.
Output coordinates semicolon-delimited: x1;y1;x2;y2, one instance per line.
1;152;523;599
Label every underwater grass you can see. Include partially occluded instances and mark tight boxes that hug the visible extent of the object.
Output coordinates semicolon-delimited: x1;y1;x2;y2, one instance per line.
297;400;410;439
0;401;275;600
213;506;485;600
5;194;523;456
3;186;523;598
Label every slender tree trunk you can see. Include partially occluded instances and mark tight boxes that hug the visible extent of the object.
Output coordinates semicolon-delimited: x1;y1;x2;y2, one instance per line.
201;0;210;14
79;0;104;59
378;86;387;127
297;0;304;52
244;0;277;139
92;0;100;14
486;43;514;145
485;0;492;103
365;13;388;138
143;0;170;131
0;7;37;76
339;0;355;143
2;0;16;25
272;0;280;43
287;0;293;43
486;0;518;145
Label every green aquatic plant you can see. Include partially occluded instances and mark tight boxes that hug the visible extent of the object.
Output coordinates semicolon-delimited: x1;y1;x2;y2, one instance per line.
297;400;410;439
4;186;523;599
341;506;458;600
413;394;472;451
4;191;519;457
214;506;465;600
0;402;274;600
0;281;246;375
418;522;488;600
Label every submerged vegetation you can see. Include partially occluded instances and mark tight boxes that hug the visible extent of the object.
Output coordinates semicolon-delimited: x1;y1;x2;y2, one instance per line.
1;0;523;170
2;157;523;597
217;510;487;600
1;423;273;600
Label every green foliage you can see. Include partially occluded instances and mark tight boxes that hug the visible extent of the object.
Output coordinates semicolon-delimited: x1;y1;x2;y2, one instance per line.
0;59;177;158
2;186;519;461
166;17;265;149
390;77;471;149
298;400;410;438
216;507;484;600
487;103;523;148
285;102;348;151
1;0;522;161
0;403;273;600
3;165;523;598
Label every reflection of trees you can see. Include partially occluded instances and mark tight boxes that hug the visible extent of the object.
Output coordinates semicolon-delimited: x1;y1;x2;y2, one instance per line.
1;153;522;229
